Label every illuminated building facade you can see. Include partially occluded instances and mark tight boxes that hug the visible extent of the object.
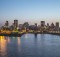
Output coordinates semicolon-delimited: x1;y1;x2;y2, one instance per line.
14;20;18;29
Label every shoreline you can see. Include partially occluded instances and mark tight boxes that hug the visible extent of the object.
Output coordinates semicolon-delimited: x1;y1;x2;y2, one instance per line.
0;32;60;36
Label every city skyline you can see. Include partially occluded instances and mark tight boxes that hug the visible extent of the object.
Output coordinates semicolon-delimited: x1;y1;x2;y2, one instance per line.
0;0;60;57
0;19;60;27
0;19;60;36
0;0;60;26
1;19;60;27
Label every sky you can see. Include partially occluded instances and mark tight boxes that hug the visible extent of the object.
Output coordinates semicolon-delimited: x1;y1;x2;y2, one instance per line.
0;0;60;26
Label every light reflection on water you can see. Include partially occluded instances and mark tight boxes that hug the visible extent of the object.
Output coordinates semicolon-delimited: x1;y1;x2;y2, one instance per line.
0;34;60;57
0;36;7;57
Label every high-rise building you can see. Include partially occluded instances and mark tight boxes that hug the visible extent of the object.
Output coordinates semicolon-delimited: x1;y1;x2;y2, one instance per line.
47;23;49;27
14;20;18;29
41;21;45;27
35;23;37;27
51;23;55;28
34;23;37;31
23;22;29;28
56;22;59;28
19;24;23;30
5;21;9;27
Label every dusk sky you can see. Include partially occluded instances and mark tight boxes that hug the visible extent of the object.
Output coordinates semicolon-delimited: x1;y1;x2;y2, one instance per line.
0;0;60;26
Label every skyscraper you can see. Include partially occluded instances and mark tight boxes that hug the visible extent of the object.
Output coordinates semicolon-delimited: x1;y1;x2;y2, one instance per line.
23;22;29;28
34;23;37;31
5;21;9;27
51;23;55;28
56;22;59;28
35;23;37;27
14;20;18;29
41;21;45;27
47;23;49;27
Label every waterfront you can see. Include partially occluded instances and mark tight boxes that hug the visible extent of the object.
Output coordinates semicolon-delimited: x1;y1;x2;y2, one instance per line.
0;34;60;57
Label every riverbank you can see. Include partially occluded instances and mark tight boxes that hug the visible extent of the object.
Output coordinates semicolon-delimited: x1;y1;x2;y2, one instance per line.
0;32;60;36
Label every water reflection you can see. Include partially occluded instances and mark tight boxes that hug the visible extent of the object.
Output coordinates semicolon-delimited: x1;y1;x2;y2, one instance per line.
34;34;37;38
0;36;7;57
17;37;21;46
0;34;60;57
17;37;21;53
0;36;21;57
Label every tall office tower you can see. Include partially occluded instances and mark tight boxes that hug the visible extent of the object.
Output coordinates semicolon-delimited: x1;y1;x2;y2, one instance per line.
14;20;18;29
56;22;59;28
34;23;37;30
5;21;9;27
19;24;23;30
5;21;9;28
47;23;49;27
51;23;55;28
41;21;45;27
23;22;29;28
35;23;37;27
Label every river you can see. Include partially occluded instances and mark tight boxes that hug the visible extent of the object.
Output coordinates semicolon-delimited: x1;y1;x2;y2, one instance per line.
0;34;60;57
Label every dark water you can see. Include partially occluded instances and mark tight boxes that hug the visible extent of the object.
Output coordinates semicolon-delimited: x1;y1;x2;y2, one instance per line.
0;34;60;57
